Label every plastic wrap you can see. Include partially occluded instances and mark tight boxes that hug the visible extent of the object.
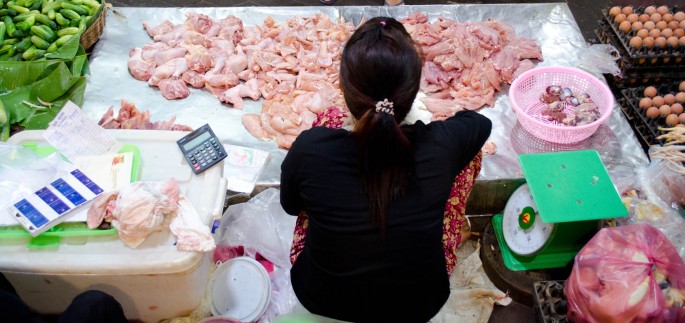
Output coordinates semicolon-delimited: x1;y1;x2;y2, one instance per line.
214;188;298;323
576;44;622;78
566;224;685;323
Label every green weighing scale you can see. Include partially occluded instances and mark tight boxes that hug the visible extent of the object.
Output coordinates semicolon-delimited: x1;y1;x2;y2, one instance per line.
492;150;628;271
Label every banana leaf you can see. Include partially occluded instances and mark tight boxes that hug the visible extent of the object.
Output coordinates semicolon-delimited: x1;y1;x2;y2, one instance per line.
0;60;86;129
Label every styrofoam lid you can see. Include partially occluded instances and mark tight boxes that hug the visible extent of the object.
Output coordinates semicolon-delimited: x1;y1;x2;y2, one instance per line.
210;257;271;322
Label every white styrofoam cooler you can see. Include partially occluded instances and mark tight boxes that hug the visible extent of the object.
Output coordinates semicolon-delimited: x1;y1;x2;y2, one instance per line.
1;130;228;322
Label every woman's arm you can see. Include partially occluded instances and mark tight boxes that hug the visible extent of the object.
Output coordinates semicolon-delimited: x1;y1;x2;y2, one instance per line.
280;139;305;216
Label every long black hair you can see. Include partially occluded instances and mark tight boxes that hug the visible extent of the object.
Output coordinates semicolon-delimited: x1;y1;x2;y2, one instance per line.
340;17;423;231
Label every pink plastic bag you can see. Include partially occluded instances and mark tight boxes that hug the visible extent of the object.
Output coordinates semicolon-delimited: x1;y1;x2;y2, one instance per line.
566;224;685;323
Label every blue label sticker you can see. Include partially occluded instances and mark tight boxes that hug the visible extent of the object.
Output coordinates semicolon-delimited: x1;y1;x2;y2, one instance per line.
36;187;72;214
71;169;103;195
50;179;86;207
13;199;49;228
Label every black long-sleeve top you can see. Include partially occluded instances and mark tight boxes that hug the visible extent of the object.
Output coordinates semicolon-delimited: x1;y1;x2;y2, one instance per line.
281;111;492;322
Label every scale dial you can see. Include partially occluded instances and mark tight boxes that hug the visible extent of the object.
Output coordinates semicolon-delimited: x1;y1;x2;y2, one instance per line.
502;184;556;256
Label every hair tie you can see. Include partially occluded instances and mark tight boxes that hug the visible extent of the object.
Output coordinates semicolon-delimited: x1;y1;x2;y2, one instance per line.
380;20;386;27
375;99;394;115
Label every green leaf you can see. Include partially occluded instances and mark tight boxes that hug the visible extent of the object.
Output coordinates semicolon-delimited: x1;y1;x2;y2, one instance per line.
31;63;79;102
0;60;62;89
22;77;86;129
43;31;83;60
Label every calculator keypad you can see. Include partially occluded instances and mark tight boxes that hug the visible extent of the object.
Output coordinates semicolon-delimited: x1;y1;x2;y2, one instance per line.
185;138;225;173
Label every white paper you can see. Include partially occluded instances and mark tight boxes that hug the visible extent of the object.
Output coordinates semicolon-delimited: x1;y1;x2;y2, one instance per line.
42;101;122;162
74;152;134;191
223;145;270;193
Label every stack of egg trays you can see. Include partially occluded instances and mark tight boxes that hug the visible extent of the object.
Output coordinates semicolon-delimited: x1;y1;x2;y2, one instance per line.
532;280;569;323
596;7;685;87
618;81;683;148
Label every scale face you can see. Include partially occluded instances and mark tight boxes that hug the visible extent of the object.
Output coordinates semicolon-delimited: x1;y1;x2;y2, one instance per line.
502;184;556;256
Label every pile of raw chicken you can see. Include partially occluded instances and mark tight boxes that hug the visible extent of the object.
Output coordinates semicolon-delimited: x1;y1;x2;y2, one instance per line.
129;12;542;148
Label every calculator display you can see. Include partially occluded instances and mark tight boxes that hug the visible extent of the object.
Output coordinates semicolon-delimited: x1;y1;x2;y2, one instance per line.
183;132;211;150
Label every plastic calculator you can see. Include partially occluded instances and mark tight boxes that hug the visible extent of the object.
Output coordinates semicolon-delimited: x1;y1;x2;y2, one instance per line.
177;124;227;174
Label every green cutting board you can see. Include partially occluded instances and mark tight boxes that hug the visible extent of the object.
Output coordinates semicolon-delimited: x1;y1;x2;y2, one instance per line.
519;150;628;223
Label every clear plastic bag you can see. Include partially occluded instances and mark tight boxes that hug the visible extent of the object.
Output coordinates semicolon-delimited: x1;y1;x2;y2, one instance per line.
576;44;622;78
214;188;298;323
0;143;73;214
566;224;685;323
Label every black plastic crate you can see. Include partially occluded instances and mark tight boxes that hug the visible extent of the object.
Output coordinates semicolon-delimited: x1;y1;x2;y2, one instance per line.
532;280;568;323
619;81;684;147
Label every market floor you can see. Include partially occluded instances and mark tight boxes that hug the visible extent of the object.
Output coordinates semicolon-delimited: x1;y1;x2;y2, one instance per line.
104;0;607;321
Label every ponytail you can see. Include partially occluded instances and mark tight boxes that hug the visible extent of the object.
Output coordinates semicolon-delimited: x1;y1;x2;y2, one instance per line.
340;17;423;231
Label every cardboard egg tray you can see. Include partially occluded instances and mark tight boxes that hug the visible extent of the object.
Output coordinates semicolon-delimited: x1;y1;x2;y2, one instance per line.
532;280;569;323
618;81;683;149
600;7;685;67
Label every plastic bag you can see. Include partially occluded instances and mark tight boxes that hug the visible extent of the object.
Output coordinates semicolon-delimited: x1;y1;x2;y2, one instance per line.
0;143;73;213
214;188;298;323
576;44;622;78
637;157;685;213
566;224;685;323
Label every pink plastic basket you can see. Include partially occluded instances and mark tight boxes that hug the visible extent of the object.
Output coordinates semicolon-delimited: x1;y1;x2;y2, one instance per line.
509;66;615;144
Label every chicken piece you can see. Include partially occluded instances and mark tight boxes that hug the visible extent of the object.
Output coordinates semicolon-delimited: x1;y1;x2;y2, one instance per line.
218;79;260;109
87;179;180;248
420;97;465;116
183;44;212;73
140;42;169;61
158;78;190;100
98;106;120;129
181;70;205;88
181;31;211;48
204;72;239;89
225;45;248;75
170;196;215;252
128;48;156;81
143;20;174;38
148;58;188;86
154;47;188;66
185;13;213;34
242;114;271;140
154;24;188;46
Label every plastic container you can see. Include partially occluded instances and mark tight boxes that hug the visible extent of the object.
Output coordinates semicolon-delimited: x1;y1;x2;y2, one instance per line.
509;66;615;144
1;130;228;323
209;257;271;322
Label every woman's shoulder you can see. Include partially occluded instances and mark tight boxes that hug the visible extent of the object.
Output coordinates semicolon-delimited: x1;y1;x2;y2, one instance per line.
291;127;350;149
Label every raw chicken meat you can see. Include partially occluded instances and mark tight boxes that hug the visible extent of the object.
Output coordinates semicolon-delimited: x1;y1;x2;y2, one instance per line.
128;48;155;82
401;13;543;118
97;99;193;131
88;179;215;252
87;179;180;248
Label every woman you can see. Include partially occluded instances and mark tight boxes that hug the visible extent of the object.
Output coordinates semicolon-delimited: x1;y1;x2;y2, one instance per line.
281;17;492;322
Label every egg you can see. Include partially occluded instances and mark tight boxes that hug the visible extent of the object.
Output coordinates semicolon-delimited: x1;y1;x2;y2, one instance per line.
609;6;622;17
620;21;632;33
651;13;663;23
665;94;677;105
643;36;656;48
681;21;685;29
674;29;685;38
666;114;680;126
657;5;670;15
615;13;627;23
622;6;634;15
671;103;684;115
637;29;650;38
644;21;656;30
667;36;679;48
632;21;644;31
650;29;662;38
663;13;674;22
680;81;685;92
638;97;652;108
662;28;674;38
668;21;680;30
629;36;643;48
680;36;685;47
680;113;685;124
645;6;657;15
656;21;668;30
653;95;665;106
627;14;639;23
646;106;660;118
674;11;685;21
676;92;685;103
655;36;667;48
644;86;658;97
639;14;651;23
659;104;672;116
